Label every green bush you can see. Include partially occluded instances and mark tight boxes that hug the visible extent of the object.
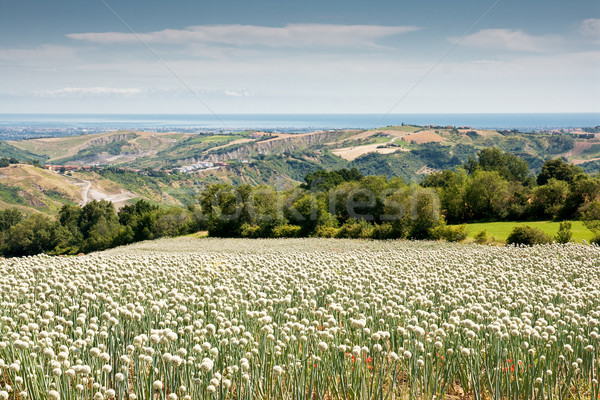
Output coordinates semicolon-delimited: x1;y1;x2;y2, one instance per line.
506;225;552;246
554;221;572;244
372;222;396;239
474;230;490;244
272;224;302;238
336;219;374;239
430;224;468;242
314;226;338;238
240;223;262;238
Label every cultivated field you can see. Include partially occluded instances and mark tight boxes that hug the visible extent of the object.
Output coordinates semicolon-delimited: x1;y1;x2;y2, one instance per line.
1;239;599;399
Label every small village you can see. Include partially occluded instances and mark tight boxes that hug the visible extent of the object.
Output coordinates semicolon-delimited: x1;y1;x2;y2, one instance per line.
43;160;229;175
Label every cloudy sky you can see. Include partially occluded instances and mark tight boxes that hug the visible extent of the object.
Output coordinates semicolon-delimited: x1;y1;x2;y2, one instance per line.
0;0;599;114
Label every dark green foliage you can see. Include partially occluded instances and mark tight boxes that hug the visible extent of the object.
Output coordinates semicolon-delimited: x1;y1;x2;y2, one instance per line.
301;168;363;191
408;188;443;239
3;147;600;256
506;225;552;246
420;170;457;189
272;224;302;238
0;208;22;232
464;171;510;221
199;184;282;237
537;158;583;185
285;191;335;236
195;171;443;240
117;200;159;242
411;143;474;170
371;222;395;239
531;179;570;219
1;213;66;257
554;221;572;244
336;218;374;239
545;135;574;154
0;199;203;257
350;152;422;182
582;126;600;133
0;158;9;168
473;148;530;183
560;176;600;219
77;200;122;252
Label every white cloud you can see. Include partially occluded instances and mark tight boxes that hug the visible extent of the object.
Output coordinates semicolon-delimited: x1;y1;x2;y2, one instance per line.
34;87;142;97
66;23;419;48
579;19;600;40
224;90;252;97
454;29;564;52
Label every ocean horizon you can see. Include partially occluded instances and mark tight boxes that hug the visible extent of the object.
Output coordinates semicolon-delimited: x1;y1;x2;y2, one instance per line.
0;113;598;132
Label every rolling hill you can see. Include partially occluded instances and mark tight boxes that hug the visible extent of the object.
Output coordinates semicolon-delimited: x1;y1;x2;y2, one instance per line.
1;124;599;215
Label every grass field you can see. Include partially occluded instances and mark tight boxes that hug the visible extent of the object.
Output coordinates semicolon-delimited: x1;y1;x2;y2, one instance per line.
459;220;595;243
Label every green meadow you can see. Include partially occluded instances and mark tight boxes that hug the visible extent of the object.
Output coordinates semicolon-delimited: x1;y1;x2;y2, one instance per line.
458;220;594;243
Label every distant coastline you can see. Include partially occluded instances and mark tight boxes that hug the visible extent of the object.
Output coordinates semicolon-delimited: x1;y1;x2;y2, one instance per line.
0;113;598;140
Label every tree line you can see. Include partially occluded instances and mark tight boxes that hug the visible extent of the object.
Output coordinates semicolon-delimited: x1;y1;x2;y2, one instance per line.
1;147;600;257
0;201;203;257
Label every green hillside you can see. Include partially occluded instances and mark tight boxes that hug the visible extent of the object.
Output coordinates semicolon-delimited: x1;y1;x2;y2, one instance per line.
0;125;598;214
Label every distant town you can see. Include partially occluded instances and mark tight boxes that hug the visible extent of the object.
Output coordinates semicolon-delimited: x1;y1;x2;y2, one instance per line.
43;160;229;175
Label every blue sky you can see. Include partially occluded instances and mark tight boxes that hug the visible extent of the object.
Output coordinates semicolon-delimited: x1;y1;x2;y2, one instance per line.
0;0;599;114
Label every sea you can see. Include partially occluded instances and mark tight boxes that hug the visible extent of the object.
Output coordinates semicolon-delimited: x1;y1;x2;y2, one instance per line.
0;113;598;140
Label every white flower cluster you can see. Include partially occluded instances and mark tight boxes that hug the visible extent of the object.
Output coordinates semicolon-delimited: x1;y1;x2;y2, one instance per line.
0;239;598;399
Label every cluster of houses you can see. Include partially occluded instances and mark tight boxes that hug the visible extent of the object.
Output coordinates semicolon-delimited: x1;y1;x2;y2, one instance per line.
423;125;472;130
44;165;100;172
44;161;229;175
173;162;215;174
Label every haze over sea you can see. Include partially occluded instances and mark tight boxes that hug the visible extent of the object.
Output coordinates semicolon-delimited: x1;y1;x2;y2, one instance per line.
0;113;599;137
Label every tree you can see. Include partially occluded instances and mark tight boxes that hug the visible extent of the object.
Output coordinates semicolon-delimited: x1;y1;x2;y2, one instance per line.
581;201;600;242
531;179;570;219
77;200;121;252
286;190;334;236
560;176;600;219
537;158;583;185
0;208;22;232
474;148;530;183
2;213;67;256
554;222;572;244
301;168;363;191
408;187;442;239
199;184;245;237
57;204;84;254
435;169;468;224
465;171;510;220
118;200;160;243
420;170;458;189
